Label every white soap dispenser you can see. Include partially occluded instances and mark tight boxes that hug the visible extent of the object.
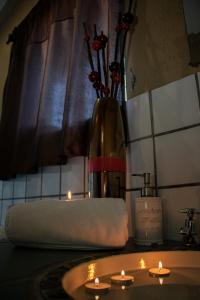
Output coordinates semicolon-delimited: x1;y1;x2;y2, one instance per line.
132;173;163;245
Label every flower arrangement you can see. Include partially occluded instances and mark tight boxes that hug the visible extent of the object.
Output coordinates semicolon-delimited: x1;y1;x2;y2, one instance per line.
83;0;137;100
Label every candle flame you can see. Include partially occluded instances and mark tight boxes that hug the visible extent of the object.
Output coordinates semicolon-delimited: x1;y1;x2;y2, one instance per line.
88;191;91;198
95;296;100;300
67;190;72;200
139;258;146;269
159;277;164;285
121;270;125;277
158;261;162;270
95;278;99;286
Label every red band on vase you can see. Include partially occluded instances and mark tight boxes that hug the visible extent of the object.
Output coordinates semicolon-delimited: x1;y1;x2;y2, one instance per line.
88;157;126;172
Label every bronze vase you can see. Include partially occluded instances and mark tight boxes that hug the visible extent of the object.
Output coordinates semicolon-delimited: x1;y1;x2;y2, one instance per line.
88;97;126;199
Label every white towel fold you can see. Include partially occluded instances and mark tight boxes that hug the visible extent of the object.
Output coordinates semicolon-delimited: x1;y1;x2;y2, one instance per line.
5;198;128;249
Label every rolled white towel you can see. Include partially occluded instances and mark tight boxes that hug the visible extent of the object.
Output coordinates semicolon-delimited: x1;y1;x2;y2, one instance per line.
5;198;128;249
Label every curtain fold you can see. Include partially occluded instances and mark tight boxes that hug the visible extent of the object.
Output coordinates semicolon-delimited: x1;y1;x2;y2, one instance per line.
0;0;119;179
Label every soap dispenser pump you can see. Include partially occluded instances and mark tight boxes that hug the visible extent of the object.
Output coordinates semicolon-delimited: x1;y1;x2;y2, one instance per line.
132;173;163;246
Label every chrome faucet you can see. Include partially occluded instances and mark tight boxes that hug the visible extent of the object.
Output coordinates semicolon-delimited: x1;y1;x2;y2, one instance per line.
179;208;200;246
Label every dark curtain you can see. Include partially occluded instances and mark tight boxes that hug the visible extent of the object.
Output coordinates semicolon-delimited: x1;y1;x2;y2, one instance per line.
0;0;119;179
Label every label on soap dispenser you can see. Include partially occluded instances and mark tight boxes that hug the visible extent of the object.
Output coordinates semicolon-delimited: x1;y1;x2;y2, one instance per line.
135;197;163;245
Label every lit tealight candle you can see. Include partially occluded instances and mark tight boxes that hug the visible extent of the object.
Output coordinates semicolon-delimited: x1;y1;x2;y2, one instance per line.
111;270;134;285
67;190;72;200
149;261;170;277
85;278;111;294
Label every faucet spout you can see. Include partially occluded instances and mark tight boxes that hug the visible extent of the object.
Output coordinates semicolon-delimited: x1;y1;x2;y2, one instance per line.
179;208;200;246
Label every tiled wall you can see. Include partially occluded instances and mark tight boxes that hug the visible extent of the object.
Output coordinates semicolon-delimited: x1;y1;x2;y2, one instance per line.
0;157;86;226
1;73;200;242
126;72;200;240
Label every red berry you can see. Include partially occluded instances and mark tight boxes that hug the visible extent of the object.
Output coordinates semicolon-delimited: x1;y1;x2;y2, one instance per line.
121;23;130;30
111;71;122;83
115;24;122;32
88;71;99;82
102;86;110;96
98;33;108;48
92;39;102;50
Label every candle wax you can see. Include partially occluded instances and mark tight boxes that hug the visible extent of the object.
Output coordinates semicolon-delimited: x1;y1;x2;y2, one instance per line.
111;273;134;285
149;267;170;277
85;282;111;294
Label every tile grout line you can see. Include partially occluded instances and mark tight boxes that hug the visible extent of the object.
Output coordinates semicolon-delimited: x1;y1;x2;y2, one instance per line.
4;192;86;202
154;123;200;137
149;90;158;196
128;123;200;145
195;73;200;113
2;180;200;201
158;182;200;189
25;175;28;203
59;164;62;200
1;180;198;201
40;167;43;200
0;182;4;225
126;181;200;191
128;134;153;144
83;157;86;197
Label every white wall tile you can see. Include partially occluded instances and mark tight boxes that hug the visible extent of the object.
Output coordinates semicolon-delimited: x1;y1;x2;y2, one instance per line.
1;200;13;226
152;75;200;134
26;171;42;197
2;181;13;199
13;176;26;199
129;138;155;188
159;187;200;241
156;127;200;186
42;165;60;196
126;92;151;140
61;157;84;195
